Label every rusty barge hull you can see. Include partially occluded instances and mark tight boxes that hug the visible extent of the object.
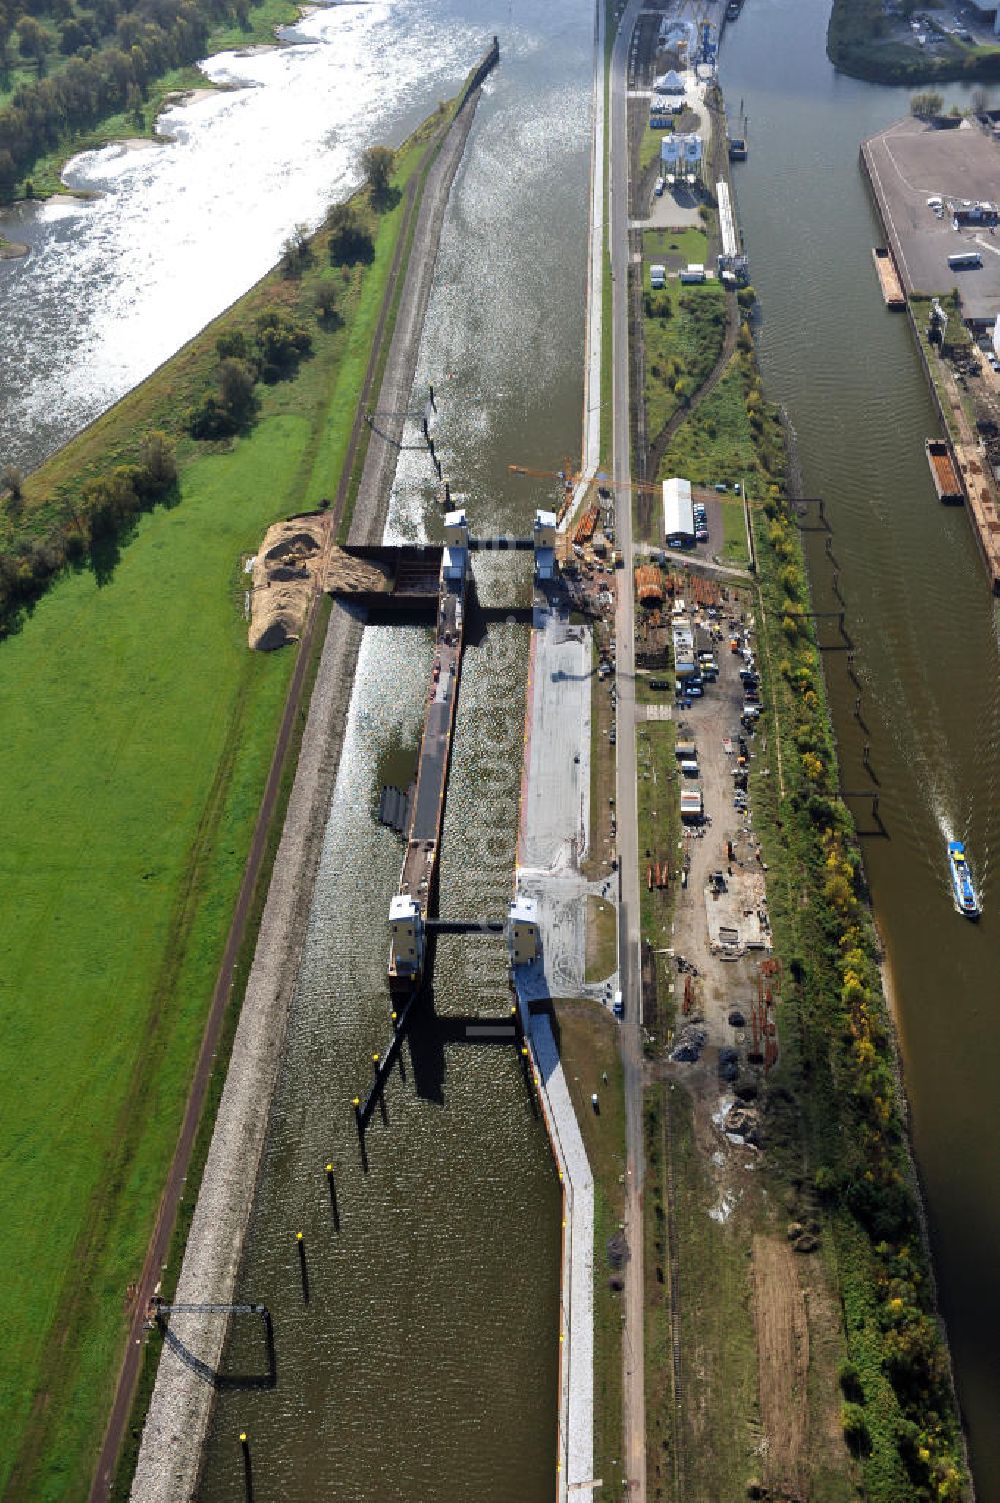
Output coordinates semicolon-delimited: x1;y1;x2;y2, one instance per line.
872;246;905;309
925;438;965;505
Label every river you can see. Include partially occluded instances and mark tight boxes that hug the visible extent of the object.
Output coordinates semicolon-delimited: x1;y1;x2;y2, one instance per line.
721;2;1000;1492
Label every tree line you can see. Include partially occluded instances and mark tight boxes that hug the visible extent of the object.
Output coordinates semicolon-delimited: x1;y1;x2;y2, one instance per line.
0;0;256;197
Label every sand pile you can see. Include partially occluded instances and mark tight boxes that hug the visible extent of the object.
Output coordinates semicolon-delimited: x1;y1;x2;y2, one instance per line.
248;517;327;651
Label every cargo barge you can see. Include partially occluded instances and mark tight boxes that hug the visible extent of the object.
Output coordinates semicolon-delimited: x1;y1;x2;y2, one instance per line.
387;519;469;1000
872;247;905;310
925;437;965;505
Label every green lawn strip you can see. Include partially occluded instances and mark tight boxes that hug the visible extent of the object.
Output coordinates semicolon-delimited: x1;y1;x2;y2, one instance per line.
640;121;670;174
552;999;626;1492
642;280;726;444
9;0;303;198
0;430;300;1499
585;895;618;982
0;106;449;1499
722;494;749;566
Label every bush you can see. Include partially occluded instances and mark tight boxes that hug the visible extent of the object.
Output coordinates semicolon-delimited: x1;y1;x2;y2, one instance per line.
253;310;311;383
841;1402;872;1456
838;1359;864;1402
327;203;374;266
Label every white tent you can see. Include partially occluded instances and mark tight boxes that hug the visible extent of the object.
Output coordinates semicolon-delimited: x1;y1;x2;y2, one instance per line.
654;69;686;95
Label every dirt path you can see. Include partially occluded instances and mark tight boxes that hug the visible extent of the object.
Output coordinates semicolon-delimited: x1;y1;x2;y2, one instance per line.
751;1235;809;1499
94;65;493;1503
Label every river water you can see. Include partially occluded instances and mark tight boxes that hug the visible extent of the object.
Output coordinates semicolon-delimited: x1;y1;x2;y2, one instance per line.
721;2;1000;1491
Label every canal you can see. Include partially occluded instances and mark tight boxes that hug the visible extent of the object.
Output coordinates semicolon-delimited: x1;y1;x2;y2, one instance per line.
195;4;592;1501
721;1;1000;1493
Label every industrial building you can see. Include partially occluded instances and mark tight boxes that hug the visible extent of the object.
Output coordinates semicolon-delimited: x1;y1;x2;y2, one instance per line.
663;476;695;547
660;133;703;185
716;179;750;284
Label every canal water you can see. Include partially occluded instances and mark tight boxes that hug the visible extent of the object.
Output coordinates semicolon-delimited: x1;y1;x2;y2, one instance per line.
194;4;592;1501
721;3;1000;1492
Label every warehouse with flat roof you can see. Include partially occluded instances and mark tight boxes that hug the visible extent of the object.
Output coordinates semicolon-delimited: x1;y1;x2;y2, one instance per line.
663;476;695;547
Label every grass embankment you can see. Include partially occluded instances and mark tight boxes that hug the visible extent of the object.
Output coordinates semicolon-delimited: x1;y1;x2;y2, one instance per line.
826;0;1000;82
0;111;447;1501
553;999;627;1493
734;345;968;1496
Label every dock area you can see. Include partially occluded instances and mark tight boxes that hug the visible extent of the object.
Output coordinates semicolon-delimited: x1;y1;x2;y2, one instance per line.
861;118;1000;322
862;116;1000;593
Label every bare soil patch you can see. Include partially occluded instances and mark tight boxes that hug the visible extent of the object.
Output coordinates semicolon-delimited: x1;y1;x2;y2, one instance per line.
752;1234;809;1499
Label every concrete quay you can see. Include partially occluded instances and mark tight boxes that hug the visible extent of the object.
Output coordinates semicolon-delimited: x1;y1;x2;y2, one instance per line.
513;594;604;1501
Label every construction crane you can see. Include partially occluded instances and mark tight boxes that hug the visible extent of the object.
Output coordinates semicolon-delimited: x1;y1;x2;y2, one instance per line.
507;459;578;490
508;462;660;496
509;462;759;507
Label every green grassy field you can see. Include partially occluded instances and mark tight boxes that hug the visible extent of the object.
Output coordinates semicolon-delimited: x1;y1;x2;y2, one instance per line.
657;358;755;492
0;432;298;1499
0;109;447;1499
643;226;708;268
642;276;726;444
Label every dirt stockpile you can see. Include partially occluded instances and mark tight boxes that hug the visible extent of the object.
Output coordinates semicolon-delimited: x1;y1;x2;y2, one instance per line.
249;516;327;651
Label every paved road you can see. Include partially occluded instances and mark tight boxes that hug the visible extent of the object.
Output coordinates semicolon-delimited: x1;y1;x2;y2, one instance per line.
609;1;647;1496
